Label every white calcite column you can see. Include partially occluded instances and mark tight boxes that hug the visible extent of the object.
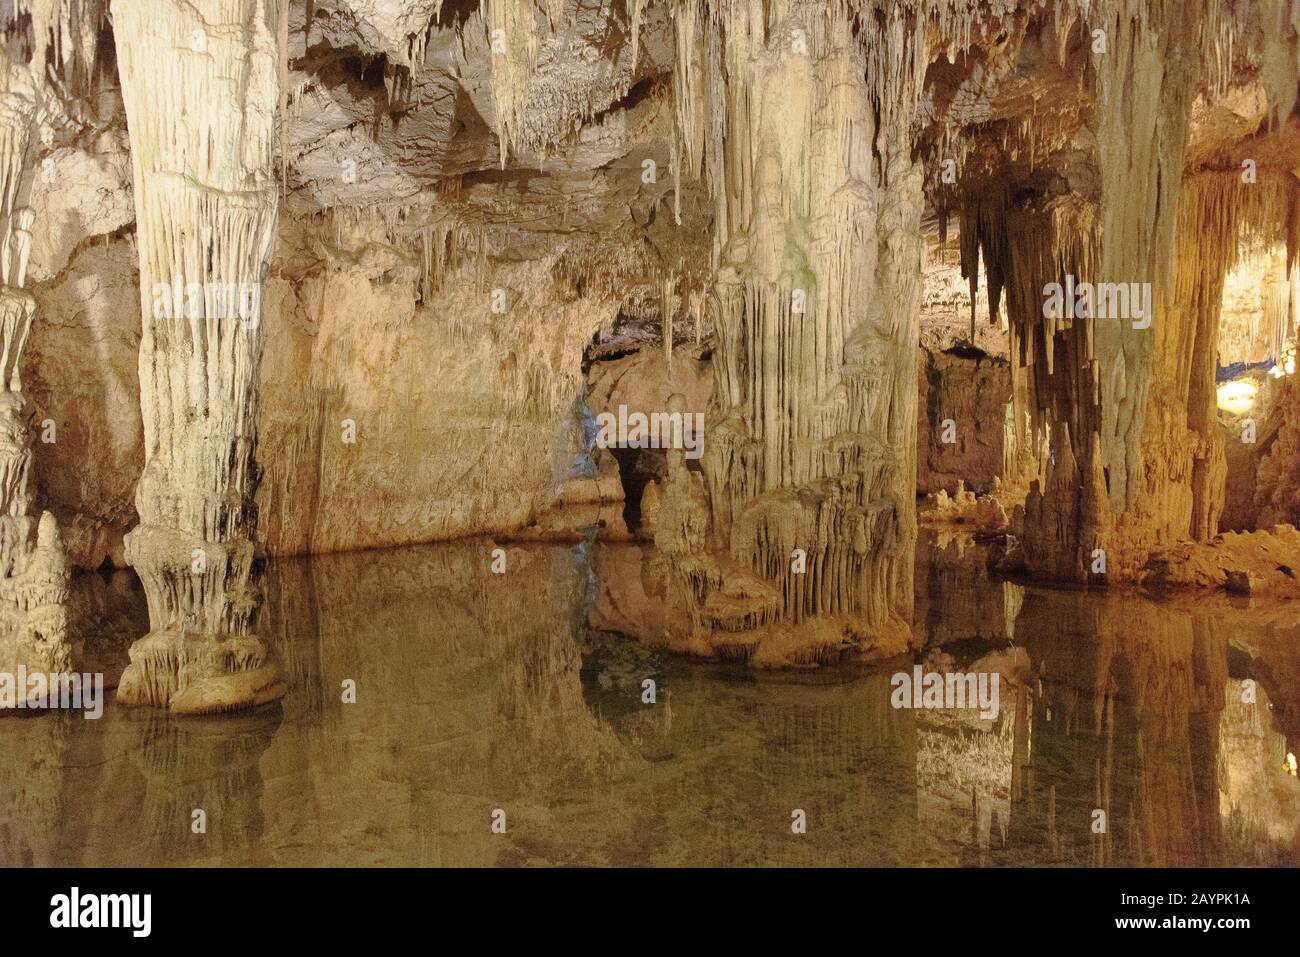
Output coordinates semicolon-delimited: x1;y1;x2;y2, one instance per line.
662;0;926;662
114;0;288;713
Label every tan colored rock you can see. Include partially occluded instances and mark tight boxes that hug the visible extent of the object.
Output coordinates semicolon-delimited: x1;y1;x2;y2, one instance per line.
1145;525;1300;598
27;240;141;570
255;249;617;555
24;141;134;285
917;346;1013;496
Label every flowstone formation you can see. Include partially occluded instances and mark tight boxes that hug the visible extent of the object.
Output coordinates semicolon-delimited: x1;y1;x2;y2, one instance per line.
113;0;289;713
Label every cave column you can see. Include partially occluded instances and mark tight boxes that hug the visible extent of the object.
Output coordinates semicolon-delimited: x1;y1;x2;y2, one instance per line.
1001;0;1218;582
113;0;288;713
0;43;74;693
666;0;924;657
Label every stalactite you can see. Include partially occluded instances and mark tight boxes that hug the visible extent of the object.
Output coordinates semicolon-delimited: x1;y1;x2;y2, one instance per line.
629;0;645;70
6;0;102;97
480;0;541;167
0;291;34;527
671;0;705;186
477;1;639;170
661;275;674;366
0;47;38;276
406;2;443;74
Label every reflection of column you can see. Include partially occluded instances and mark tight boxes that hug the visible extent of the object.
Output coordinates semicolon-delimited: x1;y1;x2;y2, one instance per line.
1217;678;1300;863
121;710;281;865
1008;589;1229;866
587;666;918;867
1011;676;1032;804
113;0;288;713
254;541;627;866
261;557;327;719
916;530;1023;646
750;676;917;866
0;712;71;866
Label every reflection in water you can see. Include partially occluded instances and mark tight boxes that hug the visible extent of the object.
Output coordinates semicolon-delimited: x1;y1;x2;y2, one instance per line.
0;533;1296;866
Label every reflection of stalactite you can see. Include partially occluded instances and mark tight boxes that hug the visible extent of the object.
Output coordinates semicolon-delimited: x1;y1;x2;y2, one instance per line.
261;556;327;719
749;676;916;866
915;530;1022;647
249;537;923;865
588;665;919;866
916;703;1016;866
1218;679;1300;863
5;538;1295;865
252;541;629;865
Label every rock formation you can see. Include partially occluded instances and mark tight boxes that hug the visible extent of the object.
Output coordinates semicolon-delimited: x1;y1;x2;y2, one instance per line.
112;0;289;713
948;0;1299;584
643;0;937;665
0;5;76;702
0;0;1288;688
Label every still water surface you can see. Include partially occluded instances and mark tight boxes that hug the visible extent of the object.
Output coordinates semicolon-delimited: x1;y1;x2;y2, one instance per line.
1;531;1296;866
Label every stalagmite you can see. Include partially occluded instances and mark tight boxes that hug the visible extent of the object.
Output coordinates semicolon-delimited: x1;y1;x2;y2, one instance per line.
113;0;288;713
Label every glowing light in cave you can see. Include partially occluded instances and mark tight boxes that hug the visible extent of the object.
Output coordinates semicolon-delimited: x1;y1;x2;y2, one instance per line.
1286;752;1297;778
1216;379;1257;415
1267;356;1295;378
